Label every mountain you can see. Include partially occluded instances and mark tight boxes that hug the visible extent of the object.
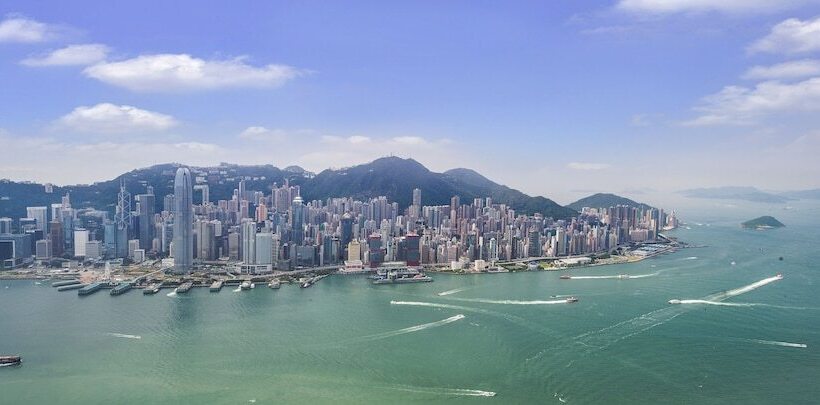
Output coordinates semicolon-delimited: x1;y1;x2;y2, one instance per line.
780;189;820;200
304;157;577;218
741;216;785;229
678;186;789;204
0;157;577;220
567;193;653;211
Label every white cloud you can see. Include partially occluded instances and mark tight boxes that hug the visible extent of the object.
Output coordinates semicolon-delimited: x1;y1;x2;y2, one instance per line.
83;54;302;92
238;126;287;141
58;103;178;133
748;16;820;54
21;43;109;66
0;15;59;43
392;136;427;145
743;59;820;80
348;135;371;144
684;78;820;126
568;162;611;170
616;0;815;15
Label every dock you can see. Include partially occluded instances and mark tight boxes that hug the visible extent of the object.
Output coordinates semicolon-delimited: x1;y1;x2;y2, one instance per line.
57;283;84;292
209;280;223;292
78;282;106;296
175;281;194;294
110;282;133;296
143;283;161;295
51;279;81;288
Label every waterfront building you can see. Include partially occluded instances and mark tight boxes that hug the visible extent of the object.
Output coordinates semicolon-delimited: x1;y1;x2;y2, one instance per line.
0;217;12;234
173;167;193;274
73;229;89;258
135;193;155;251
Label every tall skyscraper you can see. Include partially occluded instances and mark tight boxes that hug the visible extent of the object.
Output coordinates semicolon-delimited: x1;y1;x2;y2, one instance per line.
135;193;155;251
173;168;193;274
340;213;353;258
291;196;304;245
0;217;12;234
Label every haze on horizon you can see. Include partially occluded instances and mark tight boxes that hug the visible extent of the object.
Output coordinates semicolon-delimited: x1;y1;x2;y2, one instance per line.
1;0;820;203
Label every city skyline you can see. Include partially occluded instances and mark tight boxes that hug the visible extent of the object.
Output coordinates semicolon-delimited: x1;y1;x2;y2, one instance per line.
1;1;819;202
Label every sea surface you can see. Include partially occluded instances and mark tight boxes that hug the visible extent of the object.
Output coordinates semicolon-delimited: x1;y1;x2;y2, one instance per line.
1;199;819;404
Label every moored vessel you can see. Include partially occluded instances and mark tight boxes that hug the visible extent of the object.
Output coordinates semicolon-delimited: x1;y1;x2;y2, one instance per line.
0;355;21;366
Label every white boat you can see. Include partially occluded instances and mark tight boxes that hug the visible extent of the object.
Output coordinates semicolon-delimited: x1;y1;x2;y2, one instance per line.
617;274;630;279
668;299;681;304
240;281;252;290
268;280;281;289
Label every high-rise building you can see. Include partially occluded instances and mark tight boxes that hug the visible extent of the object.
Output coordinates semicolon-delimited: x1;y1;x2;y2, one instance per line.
291;196;304;245
241;220;256;264
347;240;361;262
0;217;12;234
405;232;420;266
340;213;353;257
135;193;155;251
367;234;384;268
73;228;89;258
26;206;48;232
255;232;273;265
35;239;52;260
173;168;193;274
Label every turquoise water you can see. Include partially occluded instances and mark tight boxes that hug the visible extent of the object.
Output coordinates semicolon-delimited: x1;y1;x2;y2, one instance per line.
1;200;819;404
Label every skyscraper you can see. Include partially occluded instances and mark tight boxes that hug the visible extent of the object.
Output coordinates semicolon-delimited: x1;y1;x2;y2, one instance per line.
291;196;304;245
135;193;155;251
173;167;193;274
26;206;48;232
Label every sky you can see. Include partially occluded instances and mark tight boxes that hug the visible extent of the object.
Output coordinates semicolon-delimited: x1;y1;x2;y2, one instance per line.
1;0;820;204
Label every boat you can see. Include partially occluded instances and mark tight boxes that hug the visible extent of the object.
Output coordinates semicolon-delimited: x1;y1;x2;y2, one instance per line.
668;299;681;304
268;279;281;289
175;281;194;294
559;274;571;280
565;296;579;303
143;283;161;295
373;272;433;284
240;281;252;290
775;273;783;279
730;261;736;266
0;355;21;366
77;282;106;296
617;274;630;279
209;280;223;292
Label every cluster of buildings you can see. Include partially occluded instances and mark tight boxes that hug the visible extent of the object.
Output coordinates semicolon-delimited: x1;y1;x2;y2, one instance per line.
0;166;678;273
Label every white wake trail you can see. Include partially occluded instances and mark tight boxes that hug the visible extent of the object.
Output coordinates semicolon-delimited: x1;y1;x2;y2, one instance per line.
570;272;658;280
747;339;807;349
437;287;467;296
386;385;496;397
718;275;782;299
107;332;142;340
450;298;569;305
361;315;465;341
166;291;176;297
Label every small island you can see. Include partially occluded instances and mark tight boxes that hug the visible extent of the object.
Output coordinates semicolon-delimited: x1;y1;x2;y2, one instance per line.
741;216;785;230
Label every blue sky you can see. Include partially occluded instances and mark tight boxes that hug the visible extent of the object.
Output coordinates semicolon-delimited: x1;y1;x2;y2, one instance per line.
1;0;819;203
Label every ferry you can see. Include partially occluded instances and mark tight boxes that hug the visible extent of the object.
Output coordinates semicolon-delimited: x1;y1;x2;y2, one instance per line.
373;269;433;285
240;281;253;290
209;280;224;292
565;296;579;303
143;283;161;295
559;274;571;280
0;355;21;367
268;279;281;289
175;281;194;294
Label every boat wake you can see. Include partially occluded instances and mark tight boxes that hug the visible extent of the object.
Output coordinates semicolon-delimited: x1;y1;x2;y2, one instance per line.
107;332;142;340
166;291;176;297
386;384;496;397
570;272;658;280
712;275;782;300
233;287;242;292
389;300;556;337
447;297;569;305
745;339;807;349
360;315;465;341
437;287;468;296
682;256;698;260
672;300;809;310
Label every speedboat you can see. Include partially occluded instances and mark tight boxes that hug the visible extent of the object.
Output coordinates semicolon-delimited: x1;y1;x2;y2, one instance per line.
668;299;681;304
617;274;630;279
565;296;578;303
775;273;783;279
559;274;571;280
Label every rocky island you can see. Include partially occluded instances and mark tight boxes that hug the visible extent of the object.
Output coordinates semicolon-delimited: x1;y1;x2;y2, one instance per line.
741;216;785;230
